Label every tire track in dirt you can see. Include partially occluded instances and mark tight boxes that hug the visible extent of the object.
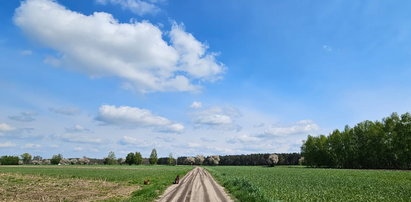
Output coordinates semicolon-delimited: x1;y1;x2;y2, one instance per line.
157;167;233;202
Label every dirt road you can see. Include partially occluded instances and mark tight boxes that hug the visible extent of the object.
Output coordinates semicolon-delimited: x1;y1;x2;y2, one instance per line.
157;167;233;202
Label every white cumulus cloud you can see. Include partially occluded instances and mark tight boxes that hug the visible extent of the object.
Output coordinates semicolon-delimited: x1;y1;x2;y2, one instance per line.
96;105;184;133
192;106;240;130
14;0;225;93
190;101;202;109
96;0;160;16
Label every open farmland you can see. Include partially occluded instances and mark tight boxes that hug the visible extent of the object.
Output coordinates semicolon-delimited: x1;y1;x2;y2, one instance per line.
207;166;411;202
0;165;193;201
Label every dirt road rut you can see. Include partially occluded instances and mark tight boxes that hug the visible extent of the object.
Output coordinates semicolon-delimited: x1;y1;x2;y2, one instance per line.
157;167;233;202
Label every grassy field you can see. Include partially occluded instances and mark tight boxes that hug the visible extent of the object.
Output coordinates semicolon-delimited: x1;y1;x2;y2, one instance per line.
207;166;411;202
0;165;193;201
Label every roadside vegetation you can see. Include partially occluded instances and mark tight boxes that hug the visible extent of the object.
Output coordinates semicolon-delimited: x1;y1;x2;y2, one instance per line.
207;166;411;202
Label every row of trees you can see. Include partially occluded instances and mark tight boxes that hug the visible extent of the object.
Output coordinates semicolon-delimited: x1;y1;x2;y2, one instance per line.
106;149;160;165
177;153;288;166
301;112;411;169
2;149;296;167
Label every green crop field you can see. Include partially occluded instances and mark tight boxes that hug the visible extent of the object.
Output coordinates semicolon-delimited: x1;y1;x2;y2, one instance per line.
207;166;411;202
0;165;193;201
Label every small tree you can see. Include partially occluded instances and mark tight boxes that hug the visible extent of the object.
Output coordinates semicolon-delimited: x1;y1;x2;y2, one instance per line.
135;152;143;165
104;151;117;165
267;154;279;167
195;155;205;165
125;152;136;165
168;153;175;165
50;154;63;165
206;155;220;166
298;157;305;165
149;148;158;165
20;153;32;164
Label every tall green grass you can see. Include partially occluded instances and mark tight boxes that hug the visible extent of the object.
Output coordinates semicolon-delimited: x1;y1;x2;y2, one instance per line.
0;165;193;201
207;166;411;202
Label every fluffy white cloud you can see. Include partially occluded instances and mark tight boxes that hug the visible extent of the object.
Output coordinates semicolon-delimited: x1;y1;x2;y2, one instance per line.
0;123;15;132
192;106;240;130
0;142;16;148
261;120;320;137
60;134;102;144
190;101;202;109
96;0;160;16
14;0;225;93
96;105;184;133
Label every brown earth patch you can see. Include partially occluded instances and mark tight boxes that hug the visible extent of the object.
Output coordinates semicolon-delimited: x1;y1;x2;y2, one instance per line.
0;172;138;201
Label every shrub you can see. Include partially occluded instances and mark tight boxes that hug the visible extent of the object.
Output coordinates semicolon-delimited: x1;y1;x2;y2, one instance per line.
206;155;220;166
267;154;279;167
50;154;63;165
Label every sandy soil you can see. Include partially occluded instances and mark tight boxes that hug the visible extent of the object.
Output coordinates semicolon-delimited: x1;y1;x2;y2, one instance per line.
157;167;233;202
0;172;137;201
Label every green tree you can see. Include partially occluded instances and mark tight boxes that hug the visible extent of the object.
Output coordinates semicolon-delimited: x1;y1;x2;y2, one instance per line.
149;148;158;165
20;153;32;164
135;152;143;165
0;156;19;165
104;151;117;165
50;154;62;165
125;152;135;165
168;153;175;165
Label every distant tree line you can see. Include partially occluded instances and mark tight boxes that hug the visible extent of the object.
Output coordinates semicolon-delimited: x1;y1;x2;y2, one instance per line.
301;112;411;169
1;148;299;167
176;153;299;166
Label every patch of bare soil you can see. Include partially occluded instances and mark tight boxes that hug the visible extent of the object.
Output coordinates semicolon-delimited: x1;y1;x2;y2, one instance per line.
0;172;138;201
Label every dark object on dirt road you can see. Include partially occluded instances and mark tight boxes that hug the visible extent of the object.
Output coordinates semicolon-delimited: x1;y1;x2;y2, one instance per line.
173;175;180;184
144;180;150;185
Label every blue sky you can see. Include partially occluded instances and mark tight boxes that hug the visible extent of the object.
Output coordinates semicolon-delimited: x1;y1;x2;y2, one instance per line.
1;0;411;159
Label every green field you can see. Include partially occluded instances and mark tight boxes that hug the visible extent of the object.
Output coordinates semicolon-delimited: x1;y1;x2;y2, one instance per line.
0;165;193;201
207;166;411;202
